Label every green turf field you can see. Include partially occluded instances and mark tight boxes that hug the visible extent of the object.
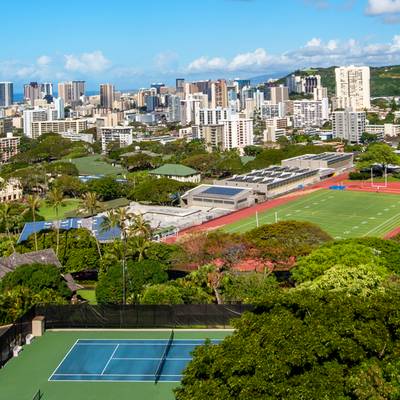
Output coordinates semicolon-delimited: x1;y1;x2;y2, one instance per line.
224;189;400;239
0;330;230;400
39;199;82;221
70;155;126;176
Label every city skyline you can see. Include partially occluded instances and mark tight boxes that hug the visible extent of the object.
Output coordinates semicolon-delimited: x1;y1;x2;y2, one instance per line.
2;0;400;89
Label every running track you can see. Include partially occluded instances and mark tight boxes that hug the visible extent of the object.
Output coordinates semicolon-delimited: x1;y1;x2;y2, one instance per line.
170;173;350;240
166;173;400;242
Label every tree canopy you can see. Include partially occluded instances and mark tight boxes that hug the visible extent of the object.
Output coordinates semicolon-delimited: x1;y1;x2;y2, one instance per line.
176;289;400;400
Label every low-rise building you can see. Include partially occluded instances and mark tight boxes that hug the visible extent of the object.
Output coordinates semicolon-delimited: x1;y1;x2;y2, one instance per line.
219;166;319;200
149;164;201;183
0;178;22;202
281;152;354;172
181;184;254;210
30;119;88;139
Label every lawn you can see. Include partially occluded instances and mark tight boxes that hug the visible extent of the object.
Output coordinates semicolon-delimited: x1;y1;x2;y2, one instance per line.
39;199;82;221
70;155;126;176
224;189;400;239
0;330;230;400
77;289;97;305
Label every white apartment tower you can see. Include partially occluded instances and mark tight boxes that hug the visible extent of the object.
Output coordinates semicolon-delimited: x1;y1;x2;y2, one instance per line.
220;113;254;151
335;66;371;110
332;110;366;143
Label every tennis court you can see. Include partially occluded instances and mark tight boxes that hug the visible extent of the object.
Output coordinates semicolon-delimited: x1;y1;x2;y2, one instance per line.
0;330;229;400
49;335;221;383
224;189;400;239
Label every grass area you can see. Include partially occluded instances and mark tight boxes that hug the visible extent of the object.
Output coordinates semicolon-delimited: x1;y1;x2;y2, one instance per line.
224;189;400;239
38;199;82;221
0;330;230;400
77;289;97;305
70;155;126;176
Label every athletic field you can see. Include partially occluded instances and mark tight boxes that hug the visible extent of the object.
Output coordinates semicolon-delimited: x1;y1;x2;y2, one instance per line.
224;189;400;239
0;330;230;400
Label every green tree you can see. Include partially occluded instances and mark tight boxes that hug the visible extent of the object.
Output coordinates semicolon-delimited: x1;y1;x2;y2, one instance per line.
292;242;385;284
140;284;184;305
52;175;84;197
46;187;64;256
245;221;332;264
357;143;400;170
87;177;123;201
0;263;70;298
96;259;168;304
25;194;41;251
175;289;400;400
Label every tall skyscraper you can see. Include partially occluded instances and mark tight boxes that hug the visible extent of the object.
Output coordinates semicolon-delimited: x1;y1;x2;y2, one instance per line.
100;84;115;109
211;79;228;108
54;97;65;119
0;82;13;107
335;66;370;110
58;81;85;105
24;82;42;104
270;85;289;105
176;78;185;93
332;109;366;143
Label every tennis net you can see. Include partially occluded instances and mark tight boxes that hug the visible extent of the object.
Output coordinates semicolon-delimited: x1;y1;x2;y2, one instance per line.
32;390;42;400
154;330;174;384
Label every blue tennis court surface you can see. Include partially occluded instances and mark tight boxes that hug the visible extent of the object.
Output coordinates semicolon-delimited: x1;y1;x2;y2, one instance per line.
49;338;221;383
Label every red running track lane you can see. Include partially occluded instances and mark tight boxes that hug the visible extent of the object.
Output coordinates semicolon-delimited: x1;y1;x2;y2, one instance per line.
166;172;351;242
344;180;400;195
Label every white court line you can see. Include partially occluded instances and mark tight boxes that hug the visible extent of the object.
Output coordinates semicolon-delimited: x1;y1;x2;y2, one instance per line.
50;379;181;383
112;357;191;361
77;338;219;342
48;339;79;381
75;343;205;346
52;373;183;377
101;344;119;375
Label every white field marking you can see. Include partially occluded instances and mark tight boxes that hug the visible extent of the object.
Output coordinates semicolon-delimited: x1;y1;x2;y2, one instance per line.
369;217;376;220
304;206;310;208
48;339;79;381
344;231;350;234
384;209;389;211
286;214;292;217
363;213;400;237
353;226;359;229
377;213;383;215
335;236;342;239
361;221;368;224
226;191;329;233
101;344;120;375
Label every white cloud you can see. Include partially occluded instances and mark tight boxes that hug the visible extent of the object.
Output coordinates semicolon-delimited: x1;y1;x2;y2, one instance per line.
154;51;179;72
366;0;400;15
36;55;52;66
64;51;111;74
185;35;400;75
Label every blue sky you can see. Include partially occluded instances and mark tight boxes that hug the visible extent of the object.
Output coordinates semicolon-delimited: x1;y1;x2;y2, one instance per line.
2;0;400;90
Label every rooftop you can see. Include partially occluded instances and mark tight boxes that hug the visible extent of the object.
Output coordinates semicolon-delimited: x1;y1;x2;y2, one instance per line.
149;163;198;177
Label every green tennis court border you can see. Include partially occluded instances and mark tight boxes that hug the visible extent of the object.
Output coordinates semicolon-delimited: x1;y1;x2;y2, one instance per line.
224;189;400;239
0;329;231;400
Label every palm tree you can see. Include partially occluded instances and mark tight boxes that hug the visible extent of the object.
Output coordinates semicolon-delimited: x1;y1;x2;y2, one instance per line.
0;203;16;253
128;213;152;239
101;208;133;304
25;195;41;252
47;188;64;256
80;192;103;217
79;192;103;257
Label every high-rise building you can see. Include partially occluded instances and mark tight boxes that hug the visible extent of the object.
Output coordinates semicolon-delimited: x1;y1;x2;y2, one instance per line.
58;81;85;105
302;75;321;94
270;86;289;105
168;95;181;122
211;79;228;108
150;83;165;95
54;97;65;119
100;84;115;109
220;113;254;150
332;110;366;143
292;99;329;128
335;66;370;110
24;82;42;104
176;78;185;93
0;82;13;107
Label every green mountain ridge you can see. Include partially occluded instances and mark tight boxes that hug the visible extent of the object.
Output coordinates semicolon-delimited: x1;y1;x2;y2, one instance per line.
276;65;400;97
